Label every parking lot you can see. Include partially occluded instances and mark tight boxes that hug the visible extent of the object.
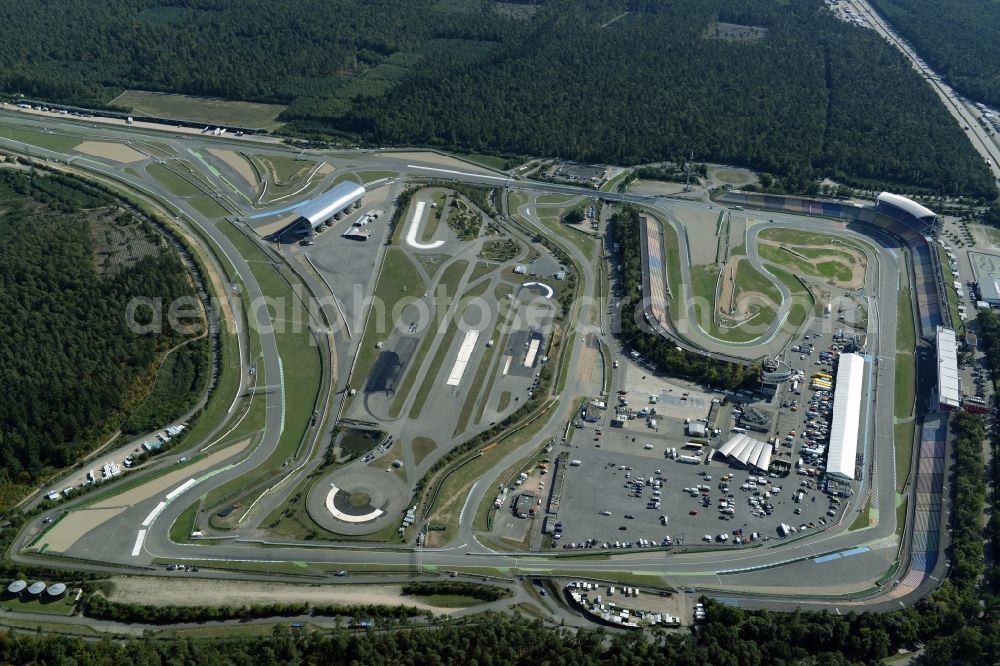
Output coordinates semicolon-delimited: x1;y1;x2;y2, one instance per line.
537;318;863;551
550;428;844;550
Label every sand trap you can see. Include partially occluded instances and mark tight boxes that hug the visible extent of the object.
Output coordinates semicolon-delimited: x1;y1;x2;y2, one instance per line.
42;507;127;553
253;212;302;238
106;577;469;613
75;141;147;163
41;440;251;553
208;148;257;188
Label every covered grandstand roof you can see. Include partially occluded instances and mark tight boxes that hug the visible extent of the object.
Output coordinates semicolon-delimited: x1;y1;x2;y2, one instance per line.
936;326;960;409
294;182;366;228
826;353;865;480
717;434;773;472
877;192;936;222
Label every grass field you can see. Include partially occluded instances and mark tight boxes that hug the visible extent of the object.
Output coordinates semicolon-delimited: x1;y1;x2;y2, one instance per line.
454;152;511;171
146;163;202;197
169;499;201;544
255;154;314;186
655;211;685;314
413;437;437;465
894;287;917;420
533;210;596;257
734;258;781;304
188;195;230;218
689;264;769;343
766;265;814;329
848;496;873;531
203;223;322;509
893;287;917;494
111;90;287;129
420;191;448;243
1;596;76;616
535;193;576;205
893;420;916;493
0;124;82;152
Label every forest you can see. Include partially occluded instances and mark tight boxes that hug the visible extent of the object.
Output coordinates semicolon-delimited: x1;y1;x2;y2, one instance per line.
0;170;203;481
869;0;1000;110
0;0;992;198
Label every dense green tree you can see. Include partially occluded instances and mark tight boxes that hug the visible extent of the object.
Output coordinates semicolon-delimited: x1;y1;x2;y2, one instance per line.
0;170;202;479
0;0;991;198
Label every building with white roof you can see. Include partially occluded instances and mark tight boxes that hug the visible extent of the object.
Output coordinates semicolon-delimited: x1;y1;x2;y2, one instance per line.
936;326;960;410
270;182;365;239
826;353;865;481
876;192;937;223
716;434;773;472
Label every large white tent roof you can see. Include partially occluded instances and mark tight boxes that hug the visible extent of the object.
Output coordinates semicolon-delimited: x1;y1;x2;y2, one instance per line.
718;434;772;472
826;353;865;480
295;182;366;228
936;326;960;409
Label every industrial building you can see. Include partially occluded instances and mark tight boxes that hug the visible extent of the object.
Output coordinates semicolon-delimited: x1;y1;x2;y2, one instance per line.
716;434;773;473
269;182;366;240
826;353;865;481
686;421;707;437
514;493;537;518
969;251;1000;306
936;326;960;411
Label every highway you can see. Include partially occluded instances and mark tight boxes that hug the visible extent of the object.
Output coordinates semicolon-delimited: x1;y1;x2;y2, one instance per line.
845;0;1000;183
0;108;941;614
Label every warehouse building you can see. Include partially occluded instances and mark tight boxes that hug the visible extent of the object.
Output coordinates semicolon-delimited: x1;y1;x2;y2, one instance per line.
826;353;865;481
969;251;1000;307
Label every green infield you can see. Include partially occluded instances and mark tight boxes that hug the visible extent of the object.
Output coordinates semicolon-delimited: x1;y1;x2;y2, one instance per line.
146;163;202;197
111;90;287;128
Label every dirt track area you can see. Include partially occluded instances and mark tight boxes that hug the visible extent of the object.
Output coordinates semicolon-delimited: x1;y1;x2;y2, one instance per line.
207;148;257;188
757;239;866;290
75;141;147;163
106;577;466;614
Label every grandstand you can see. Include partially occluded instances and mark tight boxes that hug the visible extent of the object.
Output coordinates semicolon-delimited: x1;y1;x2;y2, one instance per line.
892;415;946;597
642;214;669;328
